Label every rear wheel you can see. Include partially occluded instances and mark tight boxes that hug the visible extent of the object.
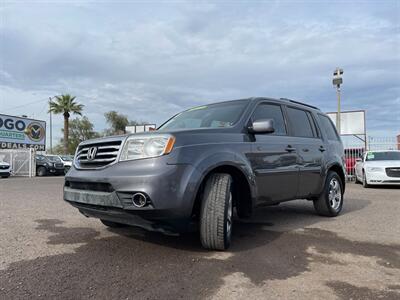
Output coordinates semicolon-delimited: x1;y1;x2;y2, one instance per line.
100;219;127;228
200;173;233;250
37;166;47;177
313;171;343;217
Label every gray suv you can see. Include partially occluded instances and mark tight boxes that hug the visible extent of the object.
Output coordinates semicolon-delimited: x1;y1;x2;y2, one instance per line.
64;97;345;250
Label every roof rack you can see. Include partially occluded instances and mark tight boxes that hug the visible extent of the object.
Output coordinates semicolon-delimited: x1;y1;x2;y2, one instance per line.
280;98;320;110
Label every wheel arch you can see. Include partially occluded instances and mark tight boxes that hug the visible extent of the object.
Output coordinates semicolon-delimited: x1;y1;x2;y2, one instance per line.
327;163;346;193
191;163;256;220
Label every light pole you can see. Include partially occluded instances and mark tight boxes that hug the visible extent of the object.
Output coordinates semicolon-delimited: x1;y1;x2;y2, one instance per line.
48;95;61;154
49;97;53;154
332;68;343;134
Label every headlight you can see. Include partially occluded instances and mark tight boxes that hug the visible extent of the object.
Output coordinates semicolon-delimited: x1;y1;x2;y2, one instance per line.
120;134;175;161
367;167;383;172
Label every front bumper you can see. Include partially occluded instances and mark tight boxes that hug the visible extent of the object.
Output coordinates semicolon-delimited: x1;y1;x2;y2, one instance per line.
64;158;200;232
48;167;65;175
0;171;10;176
366;171;400;185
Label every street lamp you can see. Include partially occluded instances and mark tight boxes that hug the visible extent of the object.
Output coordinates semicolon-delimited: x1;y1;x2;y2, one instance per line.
332;68;343;134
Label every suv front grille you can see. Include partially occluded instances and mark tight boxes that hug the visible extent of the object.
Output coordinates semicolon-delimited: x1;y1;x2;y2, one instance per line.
76;140;122;169
386;168;400;178
55;163;64;169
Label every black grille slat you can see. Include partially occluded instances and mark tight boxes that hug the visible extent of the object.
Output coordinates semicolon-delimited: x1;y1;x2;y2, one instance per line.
76;140;122;169
66;181;114;192
386;168;400;178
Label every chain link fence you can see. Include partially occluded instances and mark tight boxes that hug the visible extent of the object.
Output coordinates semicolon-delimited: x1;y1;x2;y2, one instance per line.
0;149;36;177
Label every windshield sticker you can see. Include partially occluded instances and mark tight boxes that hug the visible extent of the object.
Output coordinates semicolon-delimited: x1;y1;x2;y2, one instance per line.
367;153;375;159
188;105;208;112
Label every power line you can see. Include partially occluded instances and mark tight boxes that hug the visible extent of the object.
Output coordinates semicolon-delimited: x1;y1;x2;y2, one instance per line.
2;98;49;112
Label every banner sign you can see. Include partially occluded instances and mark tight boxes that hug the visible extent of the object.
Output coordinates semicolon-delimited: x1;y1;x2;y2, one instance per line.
326;110;366;136
0;114;46;151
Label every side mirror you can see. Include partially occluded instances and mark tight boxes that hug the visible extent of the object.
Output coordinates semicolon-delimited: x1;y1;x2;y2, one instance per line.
248;119;275;134
355;158;362;162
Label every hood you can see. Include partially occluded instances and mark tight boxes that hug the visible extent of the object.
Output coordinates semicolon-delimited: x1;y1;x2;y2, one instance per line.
364;160;400;168
0;161;10;167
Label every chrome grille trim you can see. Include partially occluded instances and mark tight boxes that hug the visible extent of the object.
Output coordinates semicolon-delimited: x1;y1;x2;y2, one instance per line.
74;138;125;169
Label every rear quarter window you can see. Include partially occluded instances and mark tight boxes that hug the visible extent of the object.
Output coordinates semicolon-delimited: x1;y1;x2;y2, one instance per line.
318;114;340;141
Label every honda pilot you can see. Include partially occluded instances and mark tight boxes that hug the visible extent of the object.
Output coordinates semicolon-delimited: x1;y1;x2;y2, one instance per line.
64;97;346;250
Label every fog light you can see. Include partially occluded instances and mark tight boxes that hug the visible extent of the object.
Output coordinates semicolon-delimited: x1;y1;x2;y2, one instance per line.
132;193;147;208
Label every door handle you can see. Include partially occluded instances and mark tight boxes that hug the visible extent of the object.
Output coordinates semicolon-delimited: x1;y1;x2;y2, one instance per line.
319;146;326;152
285;145;296;152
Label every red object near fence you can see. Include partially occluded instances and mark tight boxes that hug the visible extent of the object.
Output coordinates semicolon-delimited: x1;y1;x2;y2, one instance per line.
344;148;364;176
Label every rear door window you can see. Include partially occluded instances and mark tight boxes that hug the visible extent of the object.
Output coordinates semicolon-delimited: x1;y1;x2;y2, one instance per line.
286;107;316;138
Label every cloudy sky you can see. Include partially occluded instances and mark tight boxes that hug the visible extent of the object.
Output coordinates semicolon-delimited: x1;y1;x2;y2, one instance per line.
1;0;399;145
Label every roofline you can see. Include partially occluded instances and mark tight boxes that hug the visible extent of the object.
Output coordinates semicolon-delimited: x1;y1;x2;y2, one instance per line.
278;98;320;110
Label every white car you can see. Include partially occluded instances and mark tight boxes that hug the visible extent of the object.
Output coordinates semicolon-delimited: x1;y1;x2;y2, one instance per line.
0;161;11;178
355;150;400;187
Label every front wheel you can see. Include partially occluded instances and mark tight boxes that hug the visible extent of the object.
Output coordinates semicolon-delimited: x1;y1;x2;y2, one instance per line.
200;173;233;250
313;171;343;217
362;171;370;188
37;166;47;177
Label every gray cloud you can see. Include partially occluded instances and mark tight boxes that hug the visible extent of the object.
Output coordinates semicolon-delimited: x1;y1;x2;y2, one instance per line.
0;1;399;144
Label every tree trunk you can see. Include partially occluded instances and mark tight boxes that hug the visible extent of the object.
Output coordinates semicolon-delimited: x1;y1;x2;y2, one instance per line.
63;113;69;154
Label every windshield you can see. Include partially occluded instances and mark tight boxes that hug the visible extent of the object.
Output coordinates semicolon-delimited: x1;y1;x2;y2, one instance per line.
158;100;248;131
366;151;400;161
46;156;62;163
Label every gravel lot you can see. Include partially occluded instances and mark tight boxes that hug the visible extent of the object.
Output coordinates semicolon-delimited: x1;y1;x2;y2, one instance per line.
0;177;399;300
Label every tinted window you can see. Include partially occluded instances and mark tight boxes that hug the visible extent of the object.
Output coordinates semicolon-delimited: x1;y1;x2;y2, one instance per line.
287;107;315;137
252;103;286;135
306;112;319;137
318;114;339;141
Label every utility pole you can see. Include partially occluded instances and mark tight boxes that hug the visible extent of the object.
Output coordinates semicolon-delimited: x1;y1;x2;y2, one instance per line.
49;97;53;154
332;68;343;134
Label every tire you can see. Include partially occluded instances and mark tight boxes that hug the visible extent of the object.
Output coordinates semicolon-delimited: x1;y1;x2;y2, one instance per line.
1;175;10;178
362;171;370;188
313;171;344;217
100;219;127;228
200;173;233;250
354;174;360;184
37;166;47;177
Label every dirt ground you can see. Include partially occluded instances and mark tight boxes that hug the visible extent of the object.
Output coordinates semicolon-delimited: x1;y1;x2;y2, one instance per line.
0;177;399;299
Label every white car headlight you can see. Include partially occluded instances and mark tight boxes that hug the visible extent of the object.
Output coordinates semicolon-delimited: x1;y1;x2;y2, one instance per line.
366;167;383;172
120;134;175;161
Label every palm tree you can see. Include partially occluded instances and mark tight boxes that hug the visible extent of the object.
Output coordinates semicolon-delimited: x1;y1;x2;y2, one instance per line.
49;94;84;154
